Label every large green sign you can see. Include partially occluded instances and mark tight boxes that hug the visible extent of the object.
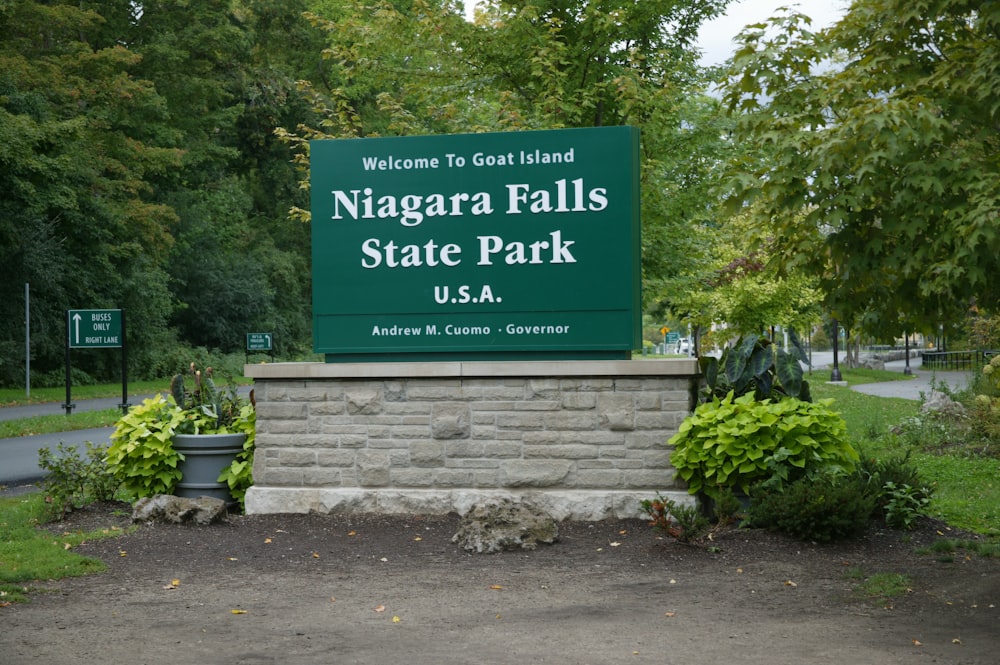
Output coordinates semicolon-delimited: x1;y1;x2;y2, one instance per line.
311;127;641;361
68;309;122;348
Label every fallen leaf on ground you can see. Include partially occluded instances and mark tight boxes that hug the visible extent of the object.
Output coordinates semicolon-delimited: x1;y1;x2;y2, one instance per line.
264;538;272;544
392;616;401;623
374;605;386;612
489;585;504;590
912;639;922;646
610;541;621;547
231;609;247;615
347;531;357;537
413;536;422;541
952;638;962;644
312;552;320;559
664;612;676;618
784;580;797;587
380;557;388;562
119;550;127;557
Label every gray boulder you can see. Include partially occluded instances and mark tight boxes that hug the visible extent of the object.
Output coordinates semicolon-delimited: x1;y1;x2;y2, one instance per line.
132;494;229;525
920;390;966;417
452;498;558;553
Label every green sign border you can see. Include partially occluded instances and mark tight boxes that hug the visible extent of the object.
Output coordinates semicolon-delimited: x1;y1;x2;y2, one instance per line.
311;127;641;362
67;309;123;349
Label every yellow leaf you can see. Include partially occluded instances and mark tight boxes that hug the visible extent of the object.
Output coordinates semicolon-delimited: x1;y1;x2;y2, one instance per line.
952;638;962;644
232;609;247;615
784;580;797;587
119;550;127;557
347;531;357;537
619;530;627;535
413;536;422;541
312;552;320;559
63;543;72;550
736;568;743;574
171;579;180;587
227;557;238;561
392;616;401;623
489;585;503;590
330;597;336;603
264;538;272;544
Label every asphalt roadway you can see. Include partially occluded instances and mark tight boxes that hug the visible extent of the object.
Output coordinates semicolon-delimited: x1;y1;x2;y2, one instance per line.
0;358;973;490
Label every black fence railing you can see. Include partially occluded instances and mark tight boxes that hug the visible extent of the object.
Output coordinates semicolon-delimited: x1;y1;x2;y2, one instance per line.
921;350;999;370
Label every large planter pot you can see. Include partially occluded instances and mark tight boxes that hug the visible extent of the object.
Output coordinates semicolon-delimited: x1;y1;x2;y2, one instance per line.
173;433;247;503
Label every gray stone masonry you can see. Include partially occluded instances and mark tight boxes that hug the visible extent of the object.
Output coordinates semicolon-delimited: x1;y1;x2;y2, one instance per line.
244;360;699;520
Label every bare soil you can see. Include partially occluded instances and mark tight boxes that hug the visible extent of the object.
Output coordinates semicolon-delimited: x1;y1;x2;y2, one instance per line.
3;501;998;665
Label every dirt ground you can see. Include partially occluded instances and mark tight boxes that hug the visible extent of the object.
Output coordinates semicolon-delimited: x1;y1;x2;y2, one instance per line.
3;501;998;665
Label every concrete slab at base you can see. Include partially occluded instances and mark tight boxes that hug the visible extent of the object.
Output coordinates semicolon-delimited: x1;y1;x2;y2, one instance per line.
245;487;695;521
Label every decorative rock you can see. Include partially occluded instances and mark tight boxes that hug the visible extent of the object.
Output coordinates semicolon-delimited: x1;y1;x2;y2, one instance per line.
132;494;229;525
920;390;966;417
859;358;886;371
452;498;558;553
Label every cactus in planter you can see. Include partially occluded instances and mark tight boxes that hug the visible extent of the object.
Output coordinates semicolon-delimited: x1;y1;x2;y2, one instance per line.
170;363;242;433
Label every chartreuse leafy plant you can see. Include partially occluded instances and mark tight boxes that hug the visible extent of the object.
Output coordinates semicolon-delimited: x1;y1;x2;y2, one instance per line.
669;392;857;500
106;395;186;498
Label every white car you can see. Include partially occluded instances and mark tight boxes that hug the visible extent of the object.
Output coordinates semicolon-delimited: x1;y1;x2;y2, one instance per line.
676;338;692;355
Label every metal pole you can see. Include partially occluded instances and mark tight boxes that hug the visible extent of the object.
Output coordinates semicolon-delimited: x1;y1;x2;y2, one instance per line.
904;331;912;375
25;283;30;398
830;318;843;382
64;310;75;414
119;308;129;413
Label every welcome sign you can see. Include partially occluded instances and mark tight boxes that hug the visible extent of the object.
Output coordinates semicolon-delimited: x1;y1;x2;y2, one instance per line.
311;127;641;361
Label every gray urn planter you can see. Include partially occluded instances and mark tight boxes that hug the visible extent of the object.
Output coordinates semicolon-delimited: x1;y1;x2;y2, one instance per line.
173;433;247;503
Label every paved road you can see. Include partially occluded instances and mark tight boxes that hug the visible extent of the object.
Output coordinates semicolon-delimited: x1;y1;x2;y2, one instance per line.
0;363;973;490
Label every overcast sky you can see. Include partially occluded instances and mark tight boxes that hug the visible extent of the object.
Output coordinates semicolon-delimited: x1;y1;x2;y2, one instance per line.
696;0;848;66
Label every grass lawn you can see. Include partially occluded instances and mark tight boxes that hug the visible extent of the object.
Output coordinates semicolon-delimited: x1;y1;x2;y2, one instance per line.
0;493;129;604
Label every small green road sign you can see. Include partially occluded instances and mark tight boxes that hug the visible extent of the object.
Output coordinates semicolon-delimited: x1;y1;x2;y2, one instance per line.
68;309;123;348
666;332;680;343
247;332;273;351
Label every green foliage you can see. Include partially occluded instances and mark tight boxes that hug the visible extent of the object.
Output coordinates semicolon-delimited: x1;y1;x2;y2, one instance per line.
669;392;856;500
105;394;185;497
169;365;249;434
720;2;1000;331
699;332;810;401
882;482;932;531
640;494;710;543
36;442;122;518
746;472;876;542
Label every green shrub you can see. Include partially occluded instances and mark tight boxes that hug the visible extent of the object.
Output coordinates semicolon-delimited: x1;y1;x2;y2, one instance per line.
746;472;876;542
37;442;122;518
669;392;857;500
882;482;932;530
640;494;709;542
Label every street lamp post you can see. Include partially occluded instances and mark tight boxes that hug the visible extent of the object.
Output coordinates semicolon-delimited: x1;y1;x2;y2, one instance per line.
831;318;843;382
904;331;912;375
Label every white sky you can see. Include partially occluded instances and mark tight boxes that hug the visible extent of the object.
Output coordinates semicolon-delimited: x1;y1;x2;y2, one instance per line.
696;0;848;66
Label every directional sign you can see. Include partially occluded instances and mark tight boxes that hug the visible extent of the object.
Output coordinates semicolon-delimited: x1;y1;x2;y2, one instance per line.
246;332;273;352
68;309;123;348
666;332;680;343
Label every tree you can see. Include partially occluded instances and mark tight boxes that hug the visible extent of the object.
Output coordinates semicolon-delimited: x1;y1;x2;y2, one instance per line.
0;1;180;384
719;1;1000;335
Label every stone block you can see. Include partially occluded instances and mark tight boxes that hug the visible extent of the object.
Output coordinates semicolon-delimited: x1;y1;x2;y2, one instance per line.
500;460;571;487
346;388;382;415
431;403;471;439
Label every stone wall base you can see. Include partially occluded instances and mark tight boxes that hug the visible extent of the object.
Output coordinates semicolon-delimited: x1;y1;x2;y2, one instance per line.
245;487;694;521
